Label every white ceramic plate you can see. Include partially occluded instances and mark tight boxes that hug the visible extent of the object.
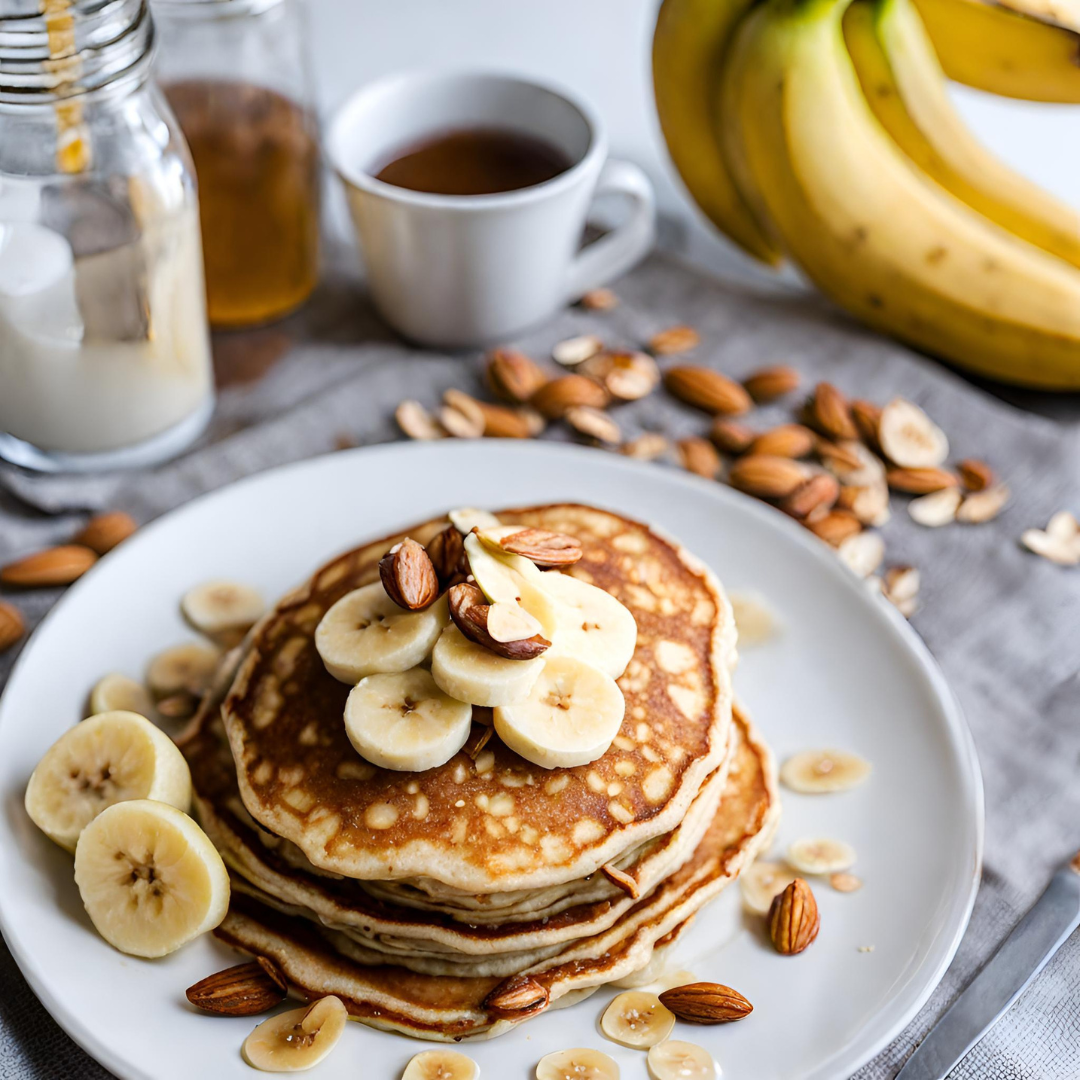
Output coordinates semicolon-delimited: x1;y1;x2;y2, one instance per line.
0;441;982;1080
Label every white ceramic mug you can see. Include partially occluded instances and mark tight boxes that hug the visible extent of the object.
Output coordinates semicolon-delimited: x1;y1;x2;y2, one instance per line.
327;70;655;347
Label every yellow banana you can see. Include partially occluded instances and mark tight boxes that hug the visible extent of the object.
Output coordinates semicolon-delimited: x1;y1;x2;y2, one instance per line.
844;0;1080;268
721;0;1080;388
653;0;783;265
912;0;1080;103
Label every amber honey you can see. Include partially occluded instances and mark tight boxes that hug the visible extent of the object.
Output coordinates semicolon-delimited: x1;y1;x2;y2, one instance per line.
165;79;320;329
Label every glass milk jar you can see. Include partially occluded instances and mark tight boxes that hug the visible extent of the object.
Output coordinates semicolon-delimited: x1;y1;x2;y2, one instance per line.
0;0;214;472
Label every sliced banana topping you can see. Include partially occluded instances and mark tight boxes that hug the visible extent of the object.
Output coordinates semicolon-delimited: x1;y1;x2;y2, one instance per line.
449;508;501;534
647;1040;718;1080
88;672;155;719
146;641;222;699
601;991;676;1049
315;583;448;684
780;749;872;793
536;1048;620;1080
181;579;265;642
74;799;229;957
739;860;799;915
25;711;191;852
242;996;348;1073
431;624;545;707
541;571;638;679
464;534;560;639
788;836;857;876
344;669;472;772
729;590;779;648
402;1049;479;1080
494;655;625;769
487;601;544;643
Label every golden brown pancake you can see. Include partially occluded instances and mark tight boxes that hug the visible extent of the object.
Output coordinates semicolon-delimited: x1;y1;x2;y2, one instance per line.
213;705;777;1040
219;504;736;893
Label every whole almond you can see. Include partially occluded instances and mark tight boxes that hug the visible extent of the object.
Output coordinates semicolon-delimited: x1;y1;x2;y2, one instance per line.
475;401;532;439
711;417;756;455
73;511;137;555
186;958;287;1016
769;878;820;955
658;982;753;1024
807;510;863;547
743;364;800;403
531;374;608;419
665;366;752;416
851;399;883;446
483;974;550;1019
886;467;958;494
448;582;550;661
728;455;809;499
1;545;97;588
486;348;548;402
500;528;582;568
379;538;439;611
809;382;858;440
0;601;24;652
678;437;722;479
750;424;815;459
426;525;467;584
649;325;700;355
780;473;840;519
580;287;619;311
958;458;995;492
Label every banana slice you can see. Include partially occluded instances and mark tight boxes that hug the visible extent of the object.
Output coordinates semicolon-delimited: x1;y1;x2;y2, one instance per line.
494;656;624;769
74;799;229;957
403;1050;479;1080
739;860;799;915
601;991;676;1049
146;641;222;699
25;711;191;852
181;579;265;642
315;584;449;684
242;996;348;1073
788;836;857;875
345;669;472;772
647;1040;718;1080
729;591;779;648
541;572;638;679
536;1048;620;1080
431;624;545;707
464;534;560;639
779;749;872;793
449;508;501;534
88;673;155;719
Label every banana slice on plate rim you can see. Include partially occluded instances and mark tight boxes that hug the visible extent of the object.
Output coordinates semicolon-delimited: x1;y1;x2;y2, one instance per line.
74;798;229;958
146;641;222;699
24;710;191;852
536;1047;620;1080
242;995;348;1073
344;668;472;772
181;579;265;641
403;1049;479;1080
88;672;156;719
647;1039;718;1080
600;991;676;1049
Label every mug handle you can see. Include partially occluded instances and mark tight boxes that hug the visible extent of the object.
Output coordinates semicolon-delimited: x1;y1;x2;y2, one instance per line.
564;158;656;302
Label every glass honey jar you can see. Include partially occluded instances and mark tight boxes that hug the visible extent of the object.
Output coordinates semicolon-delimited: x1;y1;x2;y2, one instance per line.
152;0;320;329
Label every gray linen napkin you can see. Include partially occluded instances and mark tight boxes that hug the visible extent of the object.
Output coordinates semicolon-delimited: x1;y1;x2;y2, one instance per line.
1;250;1078;1080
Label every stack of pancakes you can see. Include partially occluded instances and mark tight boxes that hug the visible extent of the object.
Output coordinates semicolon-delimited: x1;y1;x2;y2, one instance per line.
179;504;779;1041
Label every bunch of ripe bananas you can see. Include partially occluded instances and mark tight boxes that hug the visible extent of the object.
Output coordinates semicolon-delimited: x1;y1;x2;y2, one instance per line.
653;0;1080;388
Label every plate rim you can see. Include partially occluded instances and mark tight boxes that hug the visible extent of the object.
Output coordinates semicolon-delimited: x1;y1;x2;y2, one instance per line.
0;439;984;1080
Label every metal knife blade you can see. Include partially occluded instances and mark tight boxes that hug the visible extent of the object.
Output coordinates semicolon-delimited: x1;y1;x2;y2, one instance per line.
895;854;1080;1080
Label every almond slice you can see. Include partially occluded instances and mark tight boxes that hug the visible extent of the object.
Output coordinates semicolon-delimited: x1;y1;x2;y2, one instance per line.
396;400;445;440
878;398;948;467
957;485;1010;524
837;531;884;578
553;334;603;367
566;405;621;445
908;487;962;527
